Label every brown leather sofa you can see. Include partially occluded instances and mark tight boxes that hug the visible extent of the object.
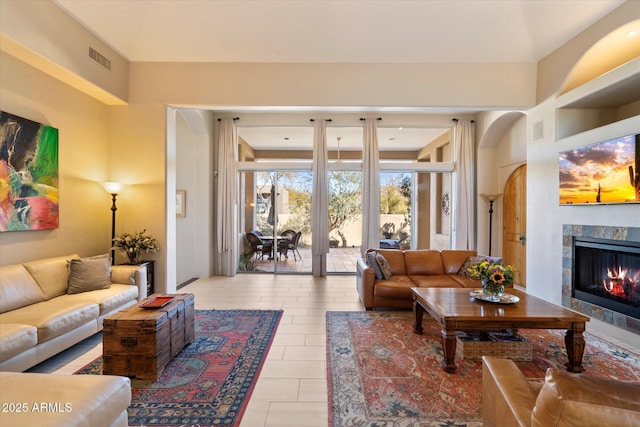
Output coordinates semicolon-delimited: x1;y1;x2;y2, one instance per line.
482;356;640;427
356;249;490;310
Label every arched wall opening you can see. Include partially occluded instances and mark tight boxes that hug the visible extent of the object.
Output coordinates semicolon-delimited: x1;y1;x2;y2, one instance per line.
559;19;640;95
476;111;527;257
171;108;215;287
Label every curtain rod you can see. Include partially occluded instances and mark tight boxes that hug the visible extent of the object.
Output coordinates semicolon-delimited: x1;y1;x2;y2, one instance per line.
359;117;382;121
217;117;240;121
309;119;332;122
452;118;475;123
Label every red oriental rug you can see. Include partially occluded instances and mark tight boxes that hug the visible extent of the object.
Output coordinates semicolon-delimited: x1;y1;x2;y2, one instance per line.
76;309;282;427
326;311;640;427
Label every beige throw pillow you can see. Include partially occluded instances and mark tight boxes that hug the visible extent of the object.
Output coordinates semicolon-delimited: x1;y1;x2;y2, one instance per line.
67;254;112;294
375;253;393;280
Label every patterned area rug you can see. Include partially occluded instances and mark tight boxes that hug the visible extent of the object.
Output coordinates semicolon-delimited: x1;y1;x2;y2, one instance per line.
326;311;640;427
76;309;282;427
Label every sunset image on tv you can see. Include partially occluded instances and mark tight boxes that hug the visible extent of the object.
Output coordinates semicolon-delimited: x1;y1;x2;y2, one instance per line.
559;134;640;205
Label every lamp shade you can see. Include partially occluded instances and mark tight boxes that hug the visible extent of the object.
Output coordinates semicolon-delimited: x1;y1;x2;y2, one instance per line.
480;193;502;202
102;181;122;194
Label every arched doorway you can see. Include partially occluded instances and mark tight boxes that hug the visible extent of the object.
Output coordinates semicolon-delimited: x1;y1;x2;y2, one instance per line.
502;164;526;286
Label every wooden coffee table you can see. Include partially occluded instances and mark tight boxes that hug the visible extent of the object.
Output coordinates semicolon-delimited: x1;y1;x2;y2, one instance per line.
103;293;195;380
412;287;589;374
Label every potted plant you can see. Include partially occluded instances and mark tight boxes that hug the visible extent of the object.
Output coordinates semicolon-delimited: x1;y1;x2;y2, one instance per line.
112;229;160;264
467;260;515;297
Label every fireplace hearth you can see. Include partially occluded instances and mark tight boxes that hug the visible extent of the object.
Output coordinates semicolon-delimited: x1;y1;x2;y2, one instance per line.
572;237;640;320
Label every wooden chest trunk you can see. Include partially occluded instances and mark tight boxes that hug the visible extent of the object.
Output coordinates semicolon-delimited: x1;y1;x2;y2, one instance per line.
103;293;195;380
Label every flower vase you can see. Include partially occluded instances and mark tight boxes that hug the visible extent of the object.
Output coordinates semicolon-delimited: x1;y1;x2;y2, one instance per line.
127;251;141;264
482;280;504;301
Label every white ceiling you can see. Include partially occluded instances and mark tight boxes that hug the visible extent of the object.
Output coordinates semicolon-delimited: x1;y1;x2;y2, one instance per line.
52;0;625;151
238;125;449;151
55;0;623;63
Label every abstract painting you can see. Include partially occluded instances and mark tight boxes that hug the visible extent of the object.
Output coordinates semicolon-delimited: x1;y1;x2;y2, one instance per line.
559;133;640;205
0;111;59;231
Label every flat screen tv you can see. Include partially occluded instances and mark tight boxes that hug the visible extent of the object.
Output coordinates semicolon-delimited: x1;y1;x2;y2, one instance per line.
559;133;640;205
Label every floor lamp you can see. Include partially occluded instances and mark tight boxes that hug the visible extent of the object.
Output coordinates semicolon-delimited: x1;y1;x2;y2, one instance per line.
102;182;122;265
480;193;501;256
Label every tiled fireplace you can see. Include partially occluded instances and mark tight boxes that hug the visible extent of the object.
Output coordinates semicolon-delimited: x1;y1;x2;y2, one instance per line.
562;225;640;335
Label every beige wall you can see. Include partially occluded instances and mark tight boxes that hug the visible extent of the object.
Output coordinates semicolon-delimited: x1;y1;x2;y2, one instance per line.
536;2;640;101
0;52;112;262
129;61;536;109
0;0;129;104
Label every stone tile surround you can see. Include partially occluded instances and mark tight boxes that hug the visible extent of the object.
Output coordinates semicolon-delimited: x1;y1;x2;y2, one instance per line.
562;224;640;335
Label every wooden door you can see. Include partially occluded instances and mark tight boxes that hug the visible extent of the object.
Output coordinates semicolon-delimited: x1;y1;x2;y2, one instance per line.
502;165;526;286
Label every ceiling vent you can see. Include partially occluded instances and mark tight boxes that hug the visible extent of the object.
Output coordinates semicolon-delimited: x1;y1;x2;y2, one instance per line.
89;46;111;71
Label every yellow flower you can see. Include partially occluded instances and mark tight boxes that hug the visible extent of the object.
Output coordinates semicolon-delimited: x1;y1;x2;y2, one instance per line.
490;270;506;284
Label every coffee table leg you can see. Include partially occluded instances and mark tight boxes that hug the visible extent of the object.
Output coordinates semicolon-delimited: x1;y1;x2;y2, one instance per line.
441;329;457;373
564;324;586;373
413;300;424;334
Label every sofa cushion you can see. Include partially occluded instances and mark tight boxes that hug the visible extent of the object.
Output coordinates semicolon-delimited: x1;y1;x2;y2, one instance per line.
404;250;444;275
110;264;139;285
375;249;406;275
367;251;385;280
373;275;415;300
63;284;138;315
410;275;463;288
23;254;79;300
0;371;131;427
0;323;38;362
0;299;99;343
375;253;393;280
449;275;482;288
532;368;640;427
67;254;112;294
442;250;477;274
0;264;46;314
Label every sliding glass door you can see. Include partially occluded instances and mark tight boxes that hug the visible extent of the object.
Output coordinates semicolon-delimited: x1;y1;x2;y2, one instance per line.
238;170;312;274
326;170;362;273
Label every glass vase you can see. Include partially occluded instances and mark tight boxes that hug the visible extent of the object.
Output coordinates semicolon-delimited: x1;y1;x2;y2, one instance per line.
482;280;504;299
127;251;141;264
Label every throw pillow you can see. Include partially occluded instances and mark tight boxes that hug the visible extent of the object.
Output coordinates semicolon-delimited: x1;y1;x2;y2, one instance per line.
375;253;393;280
67;254;112;294
110;266;137;285
367;251;385;280
458;256;486;277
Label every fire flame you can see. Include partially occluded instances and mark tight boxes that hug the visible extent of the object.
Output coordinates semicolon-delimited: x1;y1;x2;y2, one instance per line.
603;266;639;298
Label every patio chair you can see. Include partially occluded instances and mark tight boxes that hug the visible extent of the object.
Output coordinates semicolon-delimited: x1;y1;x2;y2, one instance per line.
246;232;272;260
279;231;301;261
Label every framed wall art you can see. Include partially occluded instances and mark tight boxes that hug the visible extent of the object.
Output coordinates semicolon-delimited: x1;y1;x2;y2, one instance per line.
0;111;59;231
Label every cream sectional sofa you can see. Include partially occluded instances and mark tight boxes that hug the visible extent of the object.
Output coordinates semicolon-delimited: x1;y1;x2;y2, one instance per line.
0;253;147;372
0;371;131;427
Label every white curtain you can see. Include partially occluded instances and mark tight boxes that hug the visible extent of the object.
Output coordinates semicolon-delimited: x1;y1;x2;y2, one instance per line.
361;118;381;256
311;120;329;276
215;118;238;276
453;119;476;250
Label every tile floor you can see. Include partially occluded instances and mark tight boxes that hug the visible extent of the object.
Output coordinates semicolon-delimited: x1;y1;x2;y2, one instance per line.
251;247;361;274
28;274;640;427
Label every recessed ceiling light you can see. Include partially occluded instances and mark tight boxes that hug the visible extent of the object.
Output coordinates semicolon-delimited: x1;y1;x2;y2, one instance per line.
625;29;640;37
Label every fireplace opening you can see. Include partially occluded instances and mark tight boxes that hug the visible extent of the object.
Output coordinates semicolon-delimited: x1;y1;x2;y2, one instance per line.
572;237;640;320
